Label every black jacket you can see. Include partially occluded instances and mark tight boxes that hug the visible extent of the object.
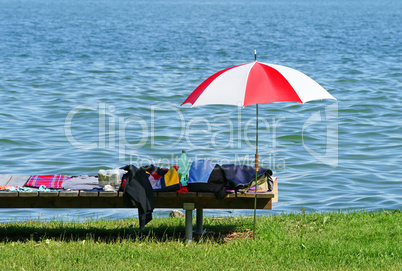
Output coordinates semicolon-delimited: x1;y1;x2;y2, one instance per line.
122;165;154;230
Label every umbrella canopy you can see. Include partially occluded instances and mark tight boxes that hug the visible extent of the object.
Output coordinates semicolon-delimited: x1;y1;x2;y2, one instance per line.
181;61;335;107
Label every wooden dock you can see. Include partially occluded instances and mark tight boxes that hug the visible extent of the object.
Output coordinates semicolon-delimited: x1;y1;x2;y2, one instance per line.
0;175;278;242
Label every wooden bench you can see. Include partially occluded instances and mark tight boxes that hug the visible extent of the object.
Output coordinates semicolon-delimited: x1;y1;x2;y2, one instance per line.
0;175;277;241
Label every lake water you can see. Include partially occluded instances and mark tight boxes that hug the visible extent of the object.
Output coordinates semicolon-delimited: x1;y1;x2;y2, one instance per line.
0;0;401;221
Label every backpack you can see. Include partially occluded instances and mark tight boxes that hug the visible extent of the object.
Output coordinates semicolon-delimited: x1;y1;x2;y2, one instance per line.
222;164;273;193
187;160;228;199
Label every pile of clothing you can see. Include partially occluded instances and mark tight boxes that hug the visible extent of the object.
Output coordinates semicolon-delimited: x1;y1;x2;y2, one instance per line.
121;160;273;230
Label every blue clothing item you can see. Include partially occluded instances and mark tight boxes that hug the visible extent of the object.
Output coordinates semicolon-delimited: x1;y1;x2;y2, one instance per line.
188;160;216;184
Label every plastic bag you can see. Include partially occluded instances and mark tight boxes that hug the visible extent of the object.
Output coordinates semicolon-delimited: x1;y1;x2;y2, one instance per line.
98;168;126;189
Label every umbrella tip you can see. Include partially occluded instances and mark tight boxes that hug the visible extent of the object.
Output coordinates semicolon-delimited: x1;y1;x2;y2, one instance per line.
254;50;257;61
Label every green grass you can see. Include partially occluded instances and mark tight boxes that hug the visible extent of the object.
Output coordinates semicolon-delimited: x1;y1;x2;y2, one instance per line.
0;210;400;270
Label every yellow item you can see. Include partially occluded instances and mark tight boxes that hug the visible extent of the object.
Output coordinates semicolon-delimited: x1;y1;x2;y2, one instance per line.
163;167;179;187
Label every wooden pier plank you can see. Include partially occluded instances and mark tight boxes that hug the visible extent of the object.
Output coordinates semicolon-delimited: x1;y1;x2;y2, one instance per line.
7;175;30;187
79;191;99;197
99;191;118;197
18;191;38;197
59;191;79;197
196;192;215;198
0;191;18;197
39;191;60;197
177;192;197;197
157;192;177;198
0;175;12;186
236;191;274;198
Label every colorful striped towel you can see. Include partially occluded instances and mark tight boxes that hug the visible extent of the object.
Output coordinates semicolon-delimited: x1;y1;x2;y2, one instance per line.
25;175;71;189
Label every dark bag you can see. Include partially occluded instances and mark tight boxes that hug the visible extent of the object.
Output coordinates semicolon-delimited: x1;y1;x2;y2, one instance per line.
222;164;273;193
187;160;228;199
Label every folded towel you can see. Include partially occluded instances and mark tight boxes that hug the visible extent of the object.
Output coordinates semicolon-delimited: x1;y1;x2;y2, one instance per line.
25;175;71;189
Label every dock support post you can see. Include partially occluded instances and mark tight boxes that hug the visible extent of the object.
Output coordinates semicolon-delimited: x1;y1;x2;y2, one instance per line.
196;208;203;234
183;203;195;243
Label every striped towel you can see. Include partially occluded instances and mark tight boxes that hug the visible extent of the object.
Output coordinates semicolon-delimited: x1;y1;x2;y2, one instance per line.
25;175;72;189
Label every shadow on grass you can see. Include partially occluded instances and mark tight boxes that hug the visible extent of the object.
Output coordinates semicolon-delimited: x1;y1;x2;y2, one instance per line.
0;218;251;244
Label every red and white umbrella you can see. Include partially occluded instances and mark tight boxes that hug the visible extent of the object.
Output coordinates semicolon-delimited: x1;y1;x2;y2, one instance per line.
181;54;336;238
182;61;335;107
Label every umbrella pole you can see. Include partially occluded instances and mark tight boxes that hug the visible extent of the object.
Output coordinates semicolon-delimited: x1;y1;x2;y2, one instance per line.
253;49;258;240
253;104;259;240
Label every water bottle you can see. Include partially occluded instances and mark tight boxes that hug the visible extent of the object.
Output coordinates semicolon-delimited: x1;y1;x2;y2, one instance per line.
178;150;189;186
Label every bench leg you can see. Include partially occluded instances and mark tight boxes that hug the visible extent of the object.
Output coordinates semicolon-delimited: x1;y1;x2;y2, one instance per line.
183;203;195;244
196;208;203;234
185;209;193;243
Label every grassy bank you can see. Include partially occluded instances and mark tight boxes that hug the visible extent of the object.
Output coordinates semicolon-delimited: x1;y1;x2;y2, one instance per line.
0;210;400;270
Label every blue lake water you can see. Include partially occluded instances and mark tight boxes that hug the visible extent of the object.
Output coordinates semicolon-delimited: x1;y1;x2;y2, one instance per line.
0;0;401;221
